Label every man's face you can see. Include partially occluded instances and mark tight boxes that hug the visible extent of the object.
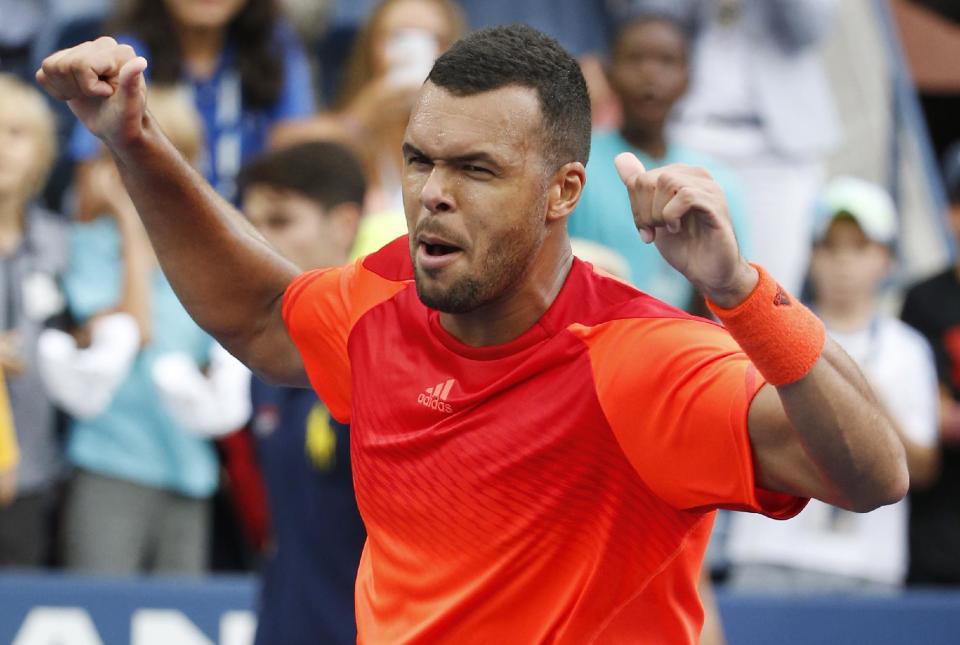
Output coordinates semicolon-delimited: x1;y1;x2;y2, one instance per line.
810;217;892;306
244;186;352;270
402;82;552;313
608;19;688;132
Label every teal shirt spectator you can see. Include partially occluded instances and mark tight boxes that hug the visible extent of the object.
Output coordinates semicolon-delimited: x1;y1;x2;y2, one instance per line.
63;217;218;498
570;130;752;308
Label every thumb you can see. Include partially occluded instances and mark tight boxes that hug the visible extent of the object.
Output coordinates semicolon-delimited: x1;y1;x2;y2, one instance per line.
115;56;148;136
117;56;147;96
614;152;646;186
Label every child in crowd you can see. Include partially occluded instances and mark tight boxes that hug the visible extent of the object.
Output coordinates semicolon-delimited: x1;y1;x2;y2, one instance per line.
237;141;368;645
726;177;939;592
0;73;67;568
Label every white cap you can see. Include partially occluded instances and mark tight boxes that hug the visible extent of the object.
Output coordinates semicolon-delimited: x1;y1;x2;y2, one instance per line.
813;176;897;245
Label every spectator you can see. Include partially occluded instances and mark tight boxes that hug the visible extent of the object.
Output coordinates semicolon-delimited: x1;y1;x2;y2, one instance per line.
568;6;750;309
237;142;367;645
901;142;960;585
674;0;841;295
0;73;67;569
56;90;222;575
70;0;315;203
272;0;465;214
726;177;939;592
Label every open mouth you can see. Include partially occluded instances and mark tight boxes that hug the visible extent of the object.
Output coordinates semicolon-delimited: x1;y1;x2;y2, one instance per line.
416;235;464;270
423;243;460;256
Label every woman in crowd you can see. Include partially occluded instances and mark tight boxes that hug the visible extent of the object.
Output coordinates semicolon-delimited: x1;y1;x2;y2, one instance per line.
72;0;315;204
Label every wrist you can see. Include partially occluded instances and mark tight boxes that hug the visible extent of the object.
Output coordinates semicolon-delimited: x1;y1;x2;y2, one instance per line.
707;264;826;387
699;261;759;309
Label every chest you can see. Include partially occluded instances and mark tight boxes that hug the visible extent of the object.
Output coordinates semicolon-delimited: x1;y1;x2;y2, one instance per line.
343;312;639;550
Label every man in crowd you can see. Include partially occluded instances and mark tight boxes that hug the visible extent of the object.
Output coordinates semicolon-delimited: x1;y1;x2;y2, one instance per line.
901;143;960;585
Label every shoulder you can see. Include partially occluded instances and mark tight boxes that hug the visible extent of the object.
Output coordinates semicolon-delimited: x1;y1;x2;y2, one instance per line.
566;261;719;340
879;316;935;359
907;268;954;298
359;235;415;282
282;236;412;329
672;144;741;186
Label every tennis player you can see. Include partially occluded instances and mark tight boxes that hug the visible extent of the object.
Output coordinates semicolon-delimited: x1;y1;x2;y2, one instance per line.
38;25;908;644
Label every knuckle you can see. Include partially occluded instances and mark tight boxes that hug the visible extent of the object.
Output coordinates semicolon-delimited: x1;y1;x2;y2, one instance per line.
95;36;118;47
117;44;136;58
655;172;673;190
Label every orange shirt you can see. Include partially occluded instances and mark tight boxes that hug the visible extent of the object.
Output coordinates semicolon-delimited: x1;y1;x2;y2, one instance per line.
283;238;806;643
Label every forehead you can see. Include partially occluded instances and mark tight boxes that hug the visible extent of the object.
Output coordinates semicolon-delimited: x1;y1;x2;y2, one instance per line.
405;83;543;164
379;0;450;38
243;185;325;217
820;216;875;246
614;18;687;57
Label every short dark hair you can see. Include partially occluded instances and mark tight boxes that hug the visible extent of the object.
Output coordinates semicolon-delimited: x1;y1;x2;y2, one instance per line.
427;24;592;169
238;142;367;210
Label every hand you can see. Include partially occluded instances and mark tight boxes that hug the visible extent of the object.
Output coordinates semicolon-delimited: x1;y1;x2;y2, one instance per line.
36;37;149;151
0;467;16;507
615;153;757;307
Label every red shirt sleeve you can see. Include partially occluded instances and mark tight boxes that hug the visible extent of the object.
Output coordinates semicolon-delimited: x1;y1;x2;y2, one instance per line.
282;264;355;422
572;317;807;519
282;257;409;423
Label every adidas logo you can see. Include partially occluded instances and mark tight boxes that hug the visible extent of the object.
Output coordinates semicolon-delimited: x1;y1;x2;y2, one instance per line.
417;378;455;414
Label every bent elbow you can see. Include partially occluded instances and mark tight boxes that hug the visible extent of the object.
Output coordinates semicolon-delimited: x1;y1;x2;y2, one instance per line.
850;463;909;513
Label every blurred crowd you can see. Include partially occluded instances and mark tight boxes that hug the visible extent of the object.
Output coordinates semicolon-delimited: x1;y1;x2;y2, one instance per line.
1;0;960;643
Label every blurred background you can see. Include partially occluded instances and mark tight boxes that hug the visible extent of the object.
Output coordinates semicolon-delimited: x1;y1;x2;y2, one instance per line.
2;1;960;643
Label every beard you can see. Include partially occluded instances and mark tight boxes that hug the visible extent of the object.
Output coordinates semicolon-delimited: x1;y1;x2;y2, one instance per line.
413;214;546;314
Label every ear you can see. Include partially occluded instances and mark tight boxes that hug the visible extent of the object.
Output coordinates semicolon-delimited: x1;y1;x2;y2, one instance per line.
327;202;362;254
546;162;586;224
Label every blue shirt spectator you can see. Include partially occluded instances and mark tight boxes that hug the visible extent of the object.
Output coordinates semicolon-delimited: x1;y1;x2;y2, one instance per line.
251;381;365;645
69;23;314;202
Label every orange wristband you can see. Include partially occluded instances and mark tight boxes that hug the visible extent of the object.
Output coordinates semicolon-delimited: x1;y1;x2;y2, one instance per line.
707;264;826;386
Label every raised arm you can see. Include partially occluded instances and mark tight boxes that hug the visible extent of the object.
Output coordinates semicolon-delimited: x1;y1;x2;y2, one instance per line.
37;38;306;385
615;153;908;513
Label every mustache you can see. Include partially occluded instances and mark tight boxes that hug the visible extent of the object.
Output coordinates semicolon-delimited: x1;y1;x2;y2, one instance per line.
412;221;468;249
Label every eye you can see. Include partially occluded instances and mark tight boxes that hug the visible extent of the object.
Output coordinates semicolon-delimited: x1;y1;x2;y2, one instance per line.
266;215;291;230
406;154;432;169
463;164;493;177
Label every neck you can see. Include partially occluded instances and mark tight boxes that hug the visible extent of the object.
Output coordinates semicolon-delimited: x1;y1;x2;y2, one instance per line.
177;24;226;78
0;193;25;255
439;231;574;347
620;120;667;160
815;296;877;333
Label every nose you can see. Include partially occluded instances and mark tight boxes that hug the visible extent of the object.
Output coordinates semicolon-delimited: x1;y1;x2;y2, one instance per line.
420;167;455;214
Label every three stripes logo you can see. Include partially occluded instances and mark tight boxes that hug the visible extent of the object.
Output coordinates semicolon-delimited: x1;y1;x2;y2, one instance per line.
417;379;455;414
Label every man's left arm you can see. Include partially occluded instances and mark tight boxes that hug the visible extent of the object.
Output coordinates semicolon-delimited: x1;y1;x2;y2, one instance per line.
615;153;908;512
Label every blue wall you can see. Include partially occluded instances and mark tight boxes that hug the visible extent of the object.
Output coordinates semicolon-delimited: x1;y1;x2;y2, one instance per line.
2;573;960;644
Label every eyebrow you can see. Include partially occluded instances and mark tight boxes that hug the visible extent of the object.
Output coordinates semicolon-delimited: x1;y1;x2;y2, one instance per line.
402;143;503;169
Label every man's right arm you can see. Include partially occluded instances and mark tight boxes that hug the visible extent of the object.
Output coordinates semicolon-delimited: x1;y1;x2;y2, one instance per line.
38;38;307;385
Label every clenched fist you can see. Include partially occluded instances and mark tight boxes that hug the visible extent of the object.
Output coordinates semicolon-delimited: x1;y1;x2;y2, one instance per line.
36;37;149;151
